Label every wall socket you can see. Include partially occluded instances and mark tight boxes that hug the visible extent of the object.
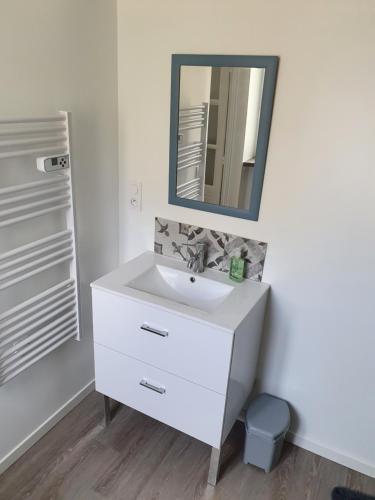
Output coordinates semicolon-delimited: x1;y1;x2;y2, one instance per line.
129;182;142;211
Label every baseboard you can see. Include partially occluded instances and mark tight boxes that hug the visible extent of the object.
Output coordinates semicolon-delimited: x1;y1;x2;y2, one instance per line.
287;431;375;479
0;380;95;475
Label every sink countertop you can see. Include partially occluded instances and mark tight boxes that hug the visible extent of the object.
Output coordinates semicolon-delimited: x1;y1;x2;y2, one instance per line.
91;251;269;333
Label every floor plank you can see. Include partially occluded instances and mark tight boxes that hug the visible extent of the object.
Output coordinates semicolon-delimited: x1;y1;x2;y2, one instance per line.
0;391;374;500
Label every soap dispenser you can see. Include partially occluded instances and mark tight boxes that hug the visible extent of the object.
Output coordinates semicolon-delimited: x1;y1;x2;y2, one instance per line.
229;250;245;283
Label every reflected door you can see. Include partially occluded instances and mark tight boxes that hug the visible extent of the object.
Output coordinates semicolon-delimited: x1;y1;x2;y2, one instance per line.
204;68;230;205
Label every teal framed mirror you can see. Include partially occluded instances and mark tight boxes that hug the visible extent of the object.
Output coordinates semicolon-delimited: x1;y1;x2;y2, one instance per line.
169;54;278;220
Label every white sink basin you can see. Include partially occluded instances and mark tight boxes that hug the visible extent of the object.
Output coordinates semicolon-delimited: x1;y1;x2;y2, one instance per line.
126;264;234;312
91;252;269;330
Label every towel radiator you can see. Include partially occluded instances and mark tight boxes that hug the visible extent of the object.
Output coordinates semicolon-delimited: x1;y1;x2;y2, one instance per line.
177;103;208;201
0;111;80;386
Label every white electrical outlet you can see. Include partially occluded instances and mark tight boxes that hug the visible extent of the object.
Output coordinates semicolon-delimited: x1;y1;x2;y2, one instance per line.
37;154;70;173
129;182;142;210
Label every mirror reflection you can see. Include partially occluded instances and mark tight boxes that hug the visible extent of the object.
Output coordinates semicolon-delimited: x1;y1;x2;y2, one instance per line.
177;65;265;209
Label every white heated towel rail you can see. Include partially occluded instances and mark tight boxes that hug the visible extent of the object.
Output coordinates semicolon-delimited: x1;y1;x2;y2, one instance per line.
0;111;80;386
177;103;208;201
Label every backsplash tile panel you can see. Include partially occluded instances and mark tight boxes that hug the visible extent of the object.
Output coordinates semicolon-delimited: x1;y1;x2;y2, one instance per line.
154;217;268;281
154;217;189;261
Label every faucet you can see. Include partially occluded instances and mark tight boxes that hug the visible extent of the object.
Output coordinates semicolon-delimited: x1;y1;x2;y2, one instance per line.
187;242;206;273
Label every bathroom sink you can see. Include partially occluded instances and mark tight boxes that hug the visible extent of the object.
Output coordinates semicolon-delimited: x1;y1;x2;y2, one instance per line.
126;264;234;312
91;251;269;330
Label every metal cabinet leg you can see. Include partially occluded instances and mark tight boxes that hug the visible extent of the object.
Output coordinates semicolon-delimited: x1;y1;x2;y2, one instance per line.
208;446;222;486
104;395;111;427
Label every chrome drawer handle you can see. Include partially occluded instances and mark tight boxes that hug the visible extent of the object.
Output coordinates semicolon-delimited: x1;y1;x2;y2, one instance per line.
139;379;166;394
140;323;168;337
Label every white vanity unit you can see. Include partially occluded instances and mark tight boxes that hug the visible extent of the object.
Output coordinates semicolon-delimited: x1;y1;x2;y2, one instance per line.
91;251;269;485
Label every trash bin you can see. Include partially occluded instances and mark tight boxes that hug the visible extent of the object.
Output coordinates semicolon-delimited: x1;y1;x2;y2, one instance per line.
244;393;290;472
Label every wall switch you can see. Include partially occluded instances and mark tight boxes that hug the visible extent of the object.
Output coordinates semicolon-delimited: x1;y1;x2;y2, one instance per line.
129;181;142;210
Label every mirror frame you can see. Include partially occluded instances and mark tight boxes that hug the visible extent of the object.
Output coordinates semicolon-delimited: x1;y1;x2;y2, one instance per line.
168;54;279;220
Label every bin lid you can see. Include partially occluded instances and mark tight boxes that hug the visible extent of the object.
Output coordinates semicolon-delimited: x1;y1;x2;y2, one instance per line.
245;393;290;440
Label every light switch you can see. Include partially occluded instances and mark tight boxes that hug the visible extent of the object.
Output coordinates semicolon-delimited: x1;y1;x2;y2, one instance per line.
129;181;142;210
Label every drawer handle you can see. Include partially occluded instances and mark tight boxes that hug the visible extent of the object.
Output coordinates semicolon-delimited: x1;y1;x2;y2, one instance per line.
139;379;166;394
140;323;168;337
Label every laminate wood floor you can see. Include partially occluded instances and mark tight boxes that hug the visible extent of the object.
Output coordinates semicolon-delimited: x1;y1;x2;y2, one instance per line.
1;391;374;500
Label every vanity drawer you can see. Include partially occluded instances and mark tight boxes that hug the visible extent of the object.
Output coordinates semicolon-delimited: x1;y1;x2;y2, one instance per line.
94;343;225;448
92;289;233;395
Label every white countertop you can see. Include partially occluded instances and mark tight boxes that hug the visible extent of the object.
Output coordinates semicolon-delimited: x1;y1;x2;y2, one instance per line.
91;252;269;332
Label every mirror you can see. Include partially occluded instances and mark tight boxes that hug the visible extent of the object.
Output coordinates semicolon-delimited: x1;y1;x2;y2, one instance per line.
169;55;278;220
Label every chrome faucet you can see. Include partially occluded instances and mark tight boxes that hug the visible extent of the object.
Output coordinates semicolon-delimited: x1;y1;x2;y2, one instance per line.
187;242;206;273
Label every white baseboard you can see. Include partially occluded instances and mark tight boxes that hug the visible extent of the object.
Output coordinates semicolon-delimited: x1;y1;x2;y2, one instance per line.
287;431;375;479
0;380;95;475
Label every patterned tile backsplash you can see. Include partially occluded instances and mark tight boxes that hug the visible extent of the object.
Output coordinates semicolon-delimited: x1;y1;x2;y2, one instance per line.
154;217;268;281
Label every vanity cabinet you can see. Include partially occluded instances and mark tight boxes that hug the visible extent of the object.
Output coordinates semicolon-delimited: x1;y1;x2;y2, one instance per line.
91;251;269;485
92;286;268;450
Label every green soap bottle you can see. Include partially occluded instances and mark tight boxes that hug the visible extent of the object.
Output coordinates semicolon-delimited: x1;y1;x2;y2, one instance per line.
229;251;245;283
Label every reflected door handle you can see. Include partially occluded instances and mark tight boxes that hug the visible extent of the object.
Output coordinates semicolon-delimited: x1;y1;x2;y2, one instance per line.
139;379;166;394
140;323;168;337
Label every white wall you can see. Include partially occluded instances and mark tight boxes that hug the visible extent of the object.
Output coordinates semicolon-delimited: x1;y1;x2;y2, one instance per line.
0;0;118;471
117;0;375;476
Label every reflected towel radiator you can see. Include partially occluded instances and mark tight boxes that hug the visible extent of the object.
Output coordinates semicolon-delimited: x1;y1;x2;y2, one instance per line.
0;112;80;386
177;103;208;201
